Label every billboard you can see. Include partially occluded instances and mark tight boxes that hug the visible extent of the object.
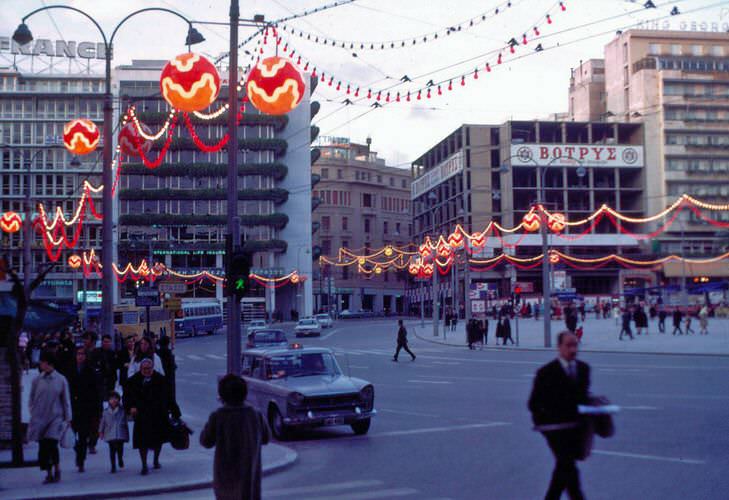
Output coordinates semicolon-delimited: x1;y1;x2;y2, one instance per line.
510;144;644;168
411;151;464;199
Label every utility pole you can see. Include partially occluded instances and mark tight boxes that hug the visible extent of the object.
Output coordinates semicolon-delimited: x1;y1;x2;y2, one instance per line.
226;0;241;375
538;165;552;348
433;264;439;336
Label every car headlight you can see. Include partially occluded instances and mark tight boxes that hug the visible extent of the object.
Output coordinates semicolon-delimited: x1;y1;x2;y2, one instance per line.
359;385;374;410
287;392;305;406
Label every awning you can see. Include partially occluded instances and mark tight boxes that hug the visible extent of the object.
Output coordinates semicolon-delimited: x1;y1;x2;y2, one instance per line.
0;292;76;333
662;261;729;278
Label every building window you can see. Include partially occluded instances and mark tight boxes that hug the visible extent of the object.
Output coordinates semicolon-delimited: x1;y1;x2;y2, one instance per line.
383;221;389;234
691;45;703;56
364;218;371;233
648;43;661;55
362;193;373;207
389;177;394;186
322;239;331;255
623;66;629;86
710;46;724;57
321;216;330;231
342;216;348;230
321;168;329;179
622;42;628;62
401;179;406;188
377;175;382;183
337;168;343;179
395;222;401;235
671;44;682;56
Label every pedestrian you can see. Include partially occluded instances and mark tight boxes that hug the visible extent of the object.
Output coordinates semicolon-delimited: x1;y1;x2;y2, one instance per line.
564;305;578;335
55;332;76;380
480;318;488;348
118;336;136;390
634;305;647;335
699;304;709;335
671;309;684;335
157;336;182;419
495;315;504;345
578;302;586;323
502;315;514;345
18;330;30;373
128;336;165;379
200;374;270;500
123;358;170;475
619;308;634;340
684;313;695;335
28;351;72;484
451;311;458;332
658;308;667;333
528;331;591;500
392;319;416;362
68;346;102;472
96;334;118;399
466;320;475;350
99;391;129;473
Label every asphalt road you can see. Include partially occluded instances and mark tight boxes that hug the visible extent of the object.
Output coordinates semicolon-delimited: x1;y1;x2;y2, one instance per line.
142;319;729;500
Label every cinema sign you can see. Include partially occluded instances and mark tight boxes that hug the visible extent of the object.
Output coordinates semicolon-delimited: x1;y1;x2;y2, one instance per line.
0;36;105;60
510;144;644;168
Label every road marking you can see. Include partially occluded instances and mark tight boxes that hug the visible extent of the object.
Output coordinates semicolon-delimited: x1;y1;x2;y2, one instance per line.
372;422;510;438
349;365;369;369
186;354;204;361
415;374;531;383
620;405;661;410
266;480;384;497
205;354;224;360
300;488;418;500
593;449;705;465
431;361;460;365
628;393;729;401
317;327;343;341
407;380;452;385
379;408;442;418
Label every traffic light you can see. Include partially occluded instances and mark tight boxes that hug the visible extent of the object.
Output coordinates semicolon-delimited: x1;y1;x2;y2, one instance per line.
513;286;522;305
225;234;252;300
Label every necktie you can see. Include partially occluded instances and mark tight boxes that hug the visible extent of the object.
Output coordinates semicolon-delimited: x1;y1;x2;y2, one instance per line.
568;362;576;380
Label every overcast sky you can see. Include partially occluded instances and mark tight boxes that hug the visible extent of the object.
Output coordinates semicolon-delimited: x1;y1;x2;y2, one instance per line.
1;0;726;168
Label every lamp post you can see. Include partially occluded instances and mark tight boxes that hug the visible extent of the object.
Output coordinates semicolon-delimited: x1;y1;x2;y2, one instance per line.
501;154;584;347
13;5;203;344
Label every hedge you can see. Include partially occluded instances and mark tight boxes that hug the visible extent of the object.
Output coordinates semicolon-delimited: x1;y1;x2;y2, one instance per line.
119;188;289;204
137;111;288;131
122;162;288;180
120;213;289;229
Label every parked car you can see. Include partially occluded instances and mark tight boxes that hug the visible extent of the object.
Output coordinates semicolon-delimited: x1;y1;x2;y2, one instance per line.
295;318;321;337
339;309;359;319
246;319;268;335
245;329;289;350
241;345;376;439
315;313;333;329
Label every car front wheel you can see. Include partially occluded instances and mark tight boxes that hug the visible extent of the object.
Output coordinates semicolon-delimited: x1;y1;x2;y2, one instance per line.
351;418;371;435
269;406;290;440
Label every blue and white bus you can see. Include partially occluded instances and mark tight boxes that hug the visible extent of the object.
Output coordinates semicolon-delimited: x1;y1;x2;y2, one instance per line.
174;300;223;337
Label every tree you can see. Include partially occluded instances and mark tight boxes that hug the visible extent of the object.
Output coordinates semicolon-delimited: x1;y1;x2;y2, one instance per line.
3;257;56;466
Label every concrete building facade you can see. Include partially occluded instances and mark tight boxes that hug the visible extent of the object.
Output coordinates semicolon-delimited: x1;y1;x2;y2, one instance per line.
312;137;411;314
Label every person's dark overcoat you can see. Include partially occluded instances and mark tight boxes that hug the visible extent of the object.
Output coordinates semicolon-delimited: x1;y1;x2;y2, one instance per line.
565;310;578;333
528;358;591;427
397;325;408;346
68;363;102;435
123;371;169;449
200;404;270;500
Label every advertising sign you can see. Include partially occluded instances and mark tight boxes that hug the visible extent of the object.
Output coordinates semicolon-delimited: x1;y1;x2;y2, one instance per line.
471;300;486;314
135;288;160;307
510;144;644;168
411;151;464;199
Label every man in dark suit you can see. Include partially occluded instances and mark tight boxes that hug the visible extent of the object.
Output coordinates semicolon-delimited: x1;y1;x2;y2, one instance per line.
392;320;415;362
528;331;591;500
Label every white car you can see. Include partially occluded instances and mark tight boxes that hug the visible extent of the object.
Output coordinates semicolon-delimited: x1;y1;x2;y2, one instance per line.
295;318;322;337
315;313;333;329
246;319;268;335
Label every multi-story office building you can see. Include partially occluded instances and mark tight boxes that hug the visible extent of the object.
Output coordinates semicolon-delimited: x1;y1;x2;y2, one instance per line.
116;59;313;319
409;120;646;314
0;70;104;306
312;137;411;314
569;30;729;280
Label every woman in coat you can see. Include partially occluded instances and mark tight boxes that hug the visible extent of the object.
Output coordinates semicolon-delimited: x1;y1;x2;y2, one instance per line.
28;351;72;484
200;374;270;500
123;358;170;475
127;337;165;379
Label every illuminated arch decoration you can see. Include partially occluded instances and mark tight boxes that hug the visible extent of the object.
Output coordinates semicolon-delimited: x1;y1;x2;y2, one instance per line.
0;211;22;233
160;53;221;112
63;119;100;155
246;56;305;115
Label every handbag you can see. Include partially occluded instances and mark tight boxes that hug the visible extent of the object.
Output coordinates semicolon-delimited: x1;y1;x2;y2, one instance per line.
168;417;193;450
60;424;75;449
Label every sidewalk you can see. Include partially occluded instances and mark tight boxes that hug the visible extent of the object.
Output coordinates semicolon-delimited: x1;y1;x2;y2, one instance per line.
0;439;296;500
411;316;729;356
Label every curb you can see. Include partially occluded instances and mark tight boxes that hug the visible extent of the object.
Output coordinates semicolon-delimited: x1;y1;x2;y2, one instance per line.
8;445;298;500
412;329;729;358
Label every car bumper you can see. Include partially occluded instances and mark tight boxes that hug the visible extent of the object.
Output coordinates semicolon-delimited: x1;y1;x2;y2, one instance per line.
295;330;321;336
283;408;377;427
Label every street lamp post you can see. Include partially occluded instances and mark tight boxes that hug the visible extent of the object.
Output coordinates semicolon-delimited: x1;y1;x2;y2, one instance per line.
13;5;203;344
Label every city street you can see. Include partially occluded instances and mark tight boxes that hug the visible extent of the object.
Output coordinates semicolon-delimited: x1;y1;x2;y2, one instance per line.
143;318;729;500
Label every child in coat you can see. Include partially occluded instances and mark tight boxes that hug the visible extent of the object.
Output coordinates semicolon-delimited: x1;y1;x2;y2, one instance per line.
98;391;129;473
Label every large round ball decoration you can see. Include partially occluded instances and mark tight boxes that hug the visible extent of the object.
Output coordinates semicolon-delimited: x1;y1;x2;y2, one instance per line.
160;53;221;112
245;56;306;115
522;211;541;232
0;211;22;233
63;119;100;155
118;121;152;157
547;213;566;233
67;254;82;270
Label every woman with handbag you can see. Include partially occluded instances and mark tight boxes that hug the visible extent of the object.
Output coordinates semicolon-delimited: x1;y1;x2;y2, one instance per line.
28;350;72;484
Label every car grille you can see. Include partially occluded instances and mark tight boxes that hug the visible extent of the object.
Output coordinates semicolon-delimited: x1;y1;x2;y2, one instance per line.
303;394;360;411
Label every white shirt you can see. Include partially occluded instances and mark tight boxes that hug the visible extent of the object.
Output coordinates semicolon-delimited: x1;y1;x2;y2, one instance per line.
558;357;576;378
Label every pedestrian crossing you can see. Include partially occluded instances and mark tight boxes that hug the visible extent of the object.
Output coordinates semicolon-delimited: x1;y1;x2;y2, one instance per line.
175;347;446;362
264;479;444;499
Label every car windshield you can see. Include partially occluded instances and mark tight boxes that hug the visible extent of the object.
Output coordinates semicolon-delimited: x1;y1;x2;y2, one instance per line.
253;331;286;344
316;314;329;320
299;319;317;326
267;352;341;378
250;321;265;326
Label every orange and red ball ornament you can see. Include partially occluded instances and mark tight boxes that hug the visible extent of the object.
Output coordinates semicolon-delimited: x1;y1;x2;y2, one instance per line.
63;119;100;155
246;56;306;115
118;121;152;157
0;211;22;233
522;211;541;232
160;53;221;112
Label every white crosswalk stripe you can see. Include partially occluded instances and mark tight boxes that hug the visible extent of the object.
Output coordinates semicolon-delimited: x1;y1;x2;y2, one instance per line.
186;354;204;361
264;479;419;499
205;354;224;360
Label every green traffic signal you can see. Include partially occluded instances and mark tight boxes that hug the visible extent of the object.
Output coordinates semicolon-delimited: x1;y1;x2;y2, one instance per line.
235;278;246;290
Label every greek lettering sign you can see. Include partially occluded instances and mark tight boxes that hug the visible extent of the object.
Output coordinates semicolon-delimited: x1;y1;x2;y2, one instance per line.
135;289;161;307
411;151;463;199
510;144;644;168
0;37;106;59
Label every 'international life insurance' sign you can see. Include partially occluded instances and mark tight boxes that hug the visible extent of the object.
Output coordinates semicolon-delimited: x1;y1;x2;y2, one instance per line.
411;151;464;200
510;144;644;168
0;37;106;59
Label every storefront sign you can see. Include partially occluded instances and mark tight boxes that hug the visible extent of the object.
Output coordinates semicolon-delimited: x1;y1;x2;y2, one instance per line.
471;300;486;313
77;290;102;303
411;151;463;199
0;37;106;59
510;144;644;167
